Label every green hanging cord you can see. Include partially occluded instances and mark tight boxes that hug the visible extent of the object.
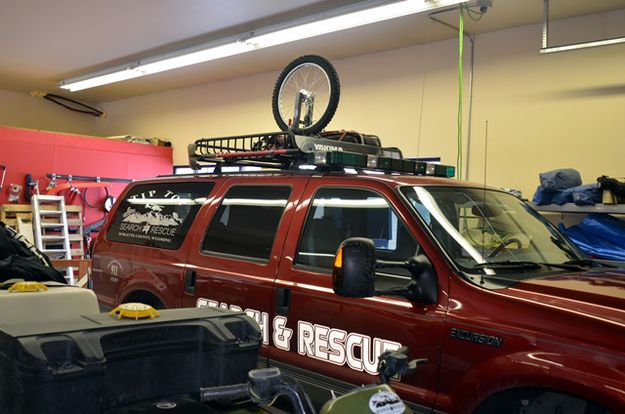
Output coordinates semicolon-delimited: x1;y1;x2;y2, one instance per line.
457;6;464;180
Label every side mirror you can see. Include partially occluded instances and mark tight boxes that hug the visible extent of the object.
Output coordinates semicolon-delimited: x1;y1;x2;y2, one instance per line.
332;238;376;298
332;237;438;304
404;254;437;304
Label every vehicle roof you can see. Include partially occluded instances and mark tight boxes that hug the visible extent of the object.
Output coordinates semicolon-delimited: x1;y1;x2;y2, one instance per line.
134;170;497;190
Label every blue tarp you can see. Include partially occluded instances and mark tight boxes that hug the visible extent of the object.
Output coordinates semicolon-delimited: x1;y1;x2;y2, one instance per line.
559;214;625;261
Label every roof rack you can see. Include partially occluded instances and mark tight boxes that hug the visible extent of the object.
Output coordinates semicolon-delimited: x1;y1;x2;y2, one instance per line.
188;131;455;178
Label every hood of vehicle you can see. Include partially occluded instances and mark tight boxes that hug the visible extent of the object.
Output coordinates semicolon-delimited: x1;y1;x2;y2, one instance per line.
506;269;625;325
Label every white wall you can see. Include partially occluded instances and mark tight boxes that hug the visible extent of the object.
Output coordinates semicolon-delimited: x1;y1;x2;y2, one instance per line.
469;19;625;195
0;89;96;135
82;9;625;199
95;70;281;158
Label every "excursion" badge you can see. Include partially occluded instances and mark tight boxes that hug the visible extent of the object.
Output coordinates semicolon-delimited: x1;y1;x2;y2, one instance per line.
449;327;503;348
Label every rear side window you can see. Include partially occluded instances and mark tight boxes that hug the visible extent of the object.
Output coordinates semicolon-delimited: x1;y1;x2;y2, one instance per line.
202;186;291;261
106;182;213;249
296;188;418;271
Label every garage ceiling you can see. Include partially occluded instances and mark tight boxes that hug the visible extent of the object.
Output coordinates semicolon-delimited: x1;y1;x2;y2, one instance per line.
1;0;624;103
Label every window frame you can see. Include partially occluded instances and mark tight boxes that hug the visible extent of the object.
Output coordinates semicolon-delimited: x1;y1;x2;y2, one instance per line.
200;184;293;263
294;185;419;276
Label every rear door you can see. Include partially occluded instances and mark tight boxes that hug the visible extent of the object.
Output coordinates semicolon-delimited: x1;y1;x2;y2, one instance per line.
184;176;309;362
92;180;214;309
268;177;448;412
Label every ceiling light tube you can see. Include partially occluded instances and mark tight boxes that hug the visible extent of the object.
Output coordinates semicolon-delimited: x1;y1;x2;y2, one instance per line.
60;38;255;92
60;0;466;92
60;70;143;92
247;0;467;48
135;42;255;75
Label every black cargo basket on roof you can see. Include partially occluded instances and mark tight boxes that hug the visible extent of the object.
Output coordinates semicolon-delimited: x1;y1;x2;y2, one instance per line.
188;131;403;170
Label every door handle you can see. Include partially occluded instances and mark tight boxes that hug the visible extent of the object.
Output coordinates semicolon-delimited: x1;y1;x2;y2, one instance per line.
275;286;291;316
184;269;196;294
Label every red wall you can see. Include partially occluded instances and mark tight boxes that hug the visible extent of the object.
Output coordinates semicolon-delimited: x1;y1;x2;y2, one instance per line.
0;126;173;226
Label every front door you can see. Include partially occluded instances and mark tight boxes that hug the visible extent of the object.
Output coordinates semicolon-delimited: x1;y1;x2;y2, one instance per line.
270;180;448;412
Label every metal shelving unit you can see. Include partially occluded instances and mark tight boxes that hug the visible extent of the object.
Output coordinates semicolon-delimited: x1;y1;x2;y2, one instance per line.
531;203;625;214
532;202;625;267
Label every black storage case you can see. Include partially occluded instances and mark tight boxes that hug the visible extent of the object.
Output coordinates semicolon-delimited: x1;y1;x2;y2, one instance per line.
0;307;261;413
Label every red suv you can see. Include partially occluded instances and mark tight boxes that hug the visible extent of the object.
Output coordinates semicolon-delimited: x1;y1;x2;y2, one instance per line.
91;131;624;413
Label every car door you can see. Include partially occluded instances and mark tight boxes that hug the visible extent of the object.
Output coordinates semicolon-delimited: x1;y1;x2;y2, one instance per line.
268;177;448;413
93;179;215;309
183;176;309;363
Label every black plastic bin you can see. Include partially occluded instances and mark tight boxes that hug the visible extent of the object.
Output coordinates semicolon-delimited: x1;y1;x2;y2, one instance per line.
0;307;261;413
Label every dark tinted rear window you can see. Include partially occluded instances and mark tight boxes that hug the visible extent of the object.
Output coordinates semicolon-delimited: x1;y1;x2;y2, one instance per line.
202;185;291;261
107;182;214;249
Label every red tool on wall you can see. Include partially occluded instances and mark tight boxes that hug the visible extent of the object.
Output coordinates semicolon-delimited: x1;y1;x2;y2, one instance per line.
0;165;5;191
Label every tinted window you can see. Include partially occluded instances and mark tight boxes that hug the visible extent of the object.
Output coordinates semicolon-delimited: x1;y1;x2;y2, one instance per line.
296;188;419;278
202;186;291;261
107;182;214;249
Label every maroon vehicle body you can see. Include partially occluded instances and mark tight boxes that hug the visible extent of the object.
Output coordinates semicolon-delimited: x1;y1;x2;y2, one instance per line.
91;171;625;413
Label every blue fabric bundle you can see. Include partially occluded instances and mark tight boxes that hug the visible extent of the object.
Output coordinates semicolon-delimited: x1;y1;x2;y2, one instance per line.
534;169;600;206
559;214;625;261
539;168;582;193
548;184;601;206
551;188;574;205
532;186;553;205
571;184;602;206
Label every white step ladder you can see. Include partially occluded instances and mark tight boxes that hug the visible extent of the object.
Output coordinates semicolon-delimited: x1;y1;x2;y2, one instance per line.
31;195;75;284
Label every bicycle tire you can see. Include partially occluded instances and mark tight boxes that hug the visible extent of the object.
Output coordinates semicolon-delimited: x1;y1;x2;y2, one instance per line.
272;55;340;135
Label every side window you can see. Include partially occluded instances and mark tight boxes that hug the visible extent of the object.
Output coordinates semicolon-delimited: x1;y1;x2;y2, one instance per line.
106;182;214;249
295;188;419;283
202;185;291;261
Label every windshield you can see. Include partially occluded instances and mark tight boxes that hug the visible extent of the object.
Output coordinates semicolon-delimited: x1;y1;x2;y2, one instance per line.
401;186;585;287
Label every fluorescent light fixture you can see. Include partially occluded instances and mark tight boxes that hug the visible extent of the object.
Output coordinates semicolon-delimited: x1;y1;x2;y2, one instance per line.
248;0;466;48
540;0;625;55
60;0;466;92
540;36;625;54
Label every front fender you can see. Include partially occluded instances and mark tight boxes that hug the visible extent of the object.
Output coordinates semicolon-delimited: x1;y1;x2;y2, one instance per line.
439;351;625;413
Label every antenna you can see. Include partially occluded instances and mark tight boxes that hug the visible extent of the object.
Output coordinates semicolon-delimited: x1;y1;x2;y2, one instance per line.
480;120;489;285
483;120;489;186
